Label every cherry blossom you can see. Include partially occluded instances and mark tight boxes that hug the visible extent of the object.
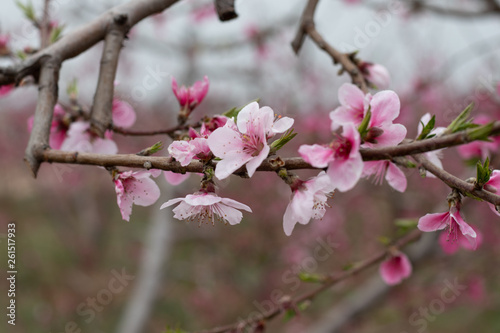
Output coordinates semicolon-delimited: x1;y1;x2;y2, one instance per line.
359;62;391;89
379;252;412;285
0;84;13;97
160;191;252;226
418;203;477;250
362;160;407;192
163;171;191;186
172;75;209;112
114;169;161;221
484;170;500;216
330;83;407;148
299;124;363;192
208;102;293;179
61;121;117;154
439;226;482;255
283;171;335;236
112;98;136;128
27;104;68;150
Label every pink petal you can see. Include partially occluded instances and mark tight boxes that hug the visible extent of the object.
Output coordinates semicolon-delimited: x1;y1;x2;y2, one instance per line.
338;83;365;110
372;123;407;147
365;63;390;89
236;101;260;134
272;116;294;134
439;231;461;255
190;75;209;105
451;209;477;249
112;99;136;128
92;138;118;154
379;253;412;285
168;140;195;166
417;212;449;232
486;170;500;191
327;153;363;192
185;193;222;206
298;144;333;168
246;143;270;177
220;197;252;212
128;177;160;206
215;203;244;225
369;90;401;127
159;198;185;210
164;171;190;186
214;152;252;180
207;127;243;157
385;162;407;192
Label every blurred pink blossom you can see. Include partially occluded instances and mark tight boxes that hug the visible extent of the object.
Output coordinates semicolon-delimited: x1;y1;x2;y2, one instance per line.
114;169;161;221
163;171;190;186
484;170;500;216
299;124;363;192
168;137;211;166
418;203;477;249
160;191;252;226
112;98;136;128
208;102;293;179
27;104;68;149
0;84;13;97
190;4;216;23
360;62;391;89
417;113;445;178
379;252;412;285
456;115;499;160
283;171;335;236
61;121;117;154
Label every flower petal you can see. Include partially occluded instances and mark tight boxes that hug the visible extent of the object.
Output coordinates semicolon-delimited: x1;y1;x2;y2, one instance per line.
417;212;449;232
385;162;407;192
298;144;333;168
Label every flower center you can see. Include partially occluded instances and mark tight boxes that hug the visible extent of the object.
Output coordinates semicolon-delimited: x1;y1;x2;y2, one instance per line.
331;135;352;160
242;134;264;157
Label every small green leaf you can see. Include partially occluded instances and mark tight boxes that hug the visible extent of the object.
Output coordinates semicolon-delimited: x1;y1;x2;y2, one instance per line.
468;122;494;142
358;107;371;138
476;157;492;187
270;129;297;152
16;50;27;60
136;141;163;156
342;263;354;271
445;103;474;134
395;219;418;229
50;25;65;44
15;0;36;22
417;115;436;140
298;272;325;283
283;309;297;322
378;236;391;246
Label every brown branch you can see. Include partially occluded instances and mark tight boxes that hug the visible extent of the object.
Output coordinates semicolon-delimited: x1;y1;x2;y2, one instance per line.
0;0;181;87
291;0;368;93
409;0;500;17
195;229;422;333
24;56;61;177
40;0;51;49
214;0;238;21
90;14;129;137
413;154;500;206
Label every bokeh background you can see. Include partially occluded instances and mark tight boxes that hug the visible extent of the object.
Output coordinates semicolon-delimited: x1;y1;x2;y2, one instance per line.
1;0;500;332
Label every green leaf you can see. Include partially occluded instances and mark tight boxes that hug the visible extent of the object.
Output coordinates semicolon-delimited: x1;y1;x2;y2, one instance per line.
417;115;436;140
395;219;418;229
298;272;325;283
378;236;391;246
50;25;64;44
283;309;297;322
468;122;494;142
16;50;27;60
223;98;260;120
15;0;36;22
445;103;474;134
357;107;371;138
476;157;492;186
270;129;297;152
136;141;163;156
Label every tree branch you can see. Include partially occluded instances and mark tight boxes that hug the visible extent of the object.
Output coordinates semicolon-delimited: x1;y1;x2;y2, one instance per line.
0;0;180;87
195;230;422;333
214;0;238;21
413;154;500;205
291;0;368;93
24;56;61;177
90;14;129;137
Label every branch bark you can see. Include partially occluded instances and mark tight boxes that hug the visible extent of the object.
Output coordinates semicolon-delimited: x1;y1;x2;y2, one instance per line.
90;14;129;137
214;0;238;21
24;56;60;177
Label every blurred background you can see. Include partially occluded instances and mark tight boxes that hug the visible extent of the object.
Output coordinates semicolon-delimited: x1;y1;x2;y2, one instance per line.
1;0;500;332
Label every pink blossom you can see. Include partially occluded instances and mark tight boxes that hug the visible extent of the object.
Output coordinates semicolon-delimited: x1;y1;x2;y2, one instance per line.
283;171;335;236
360;62;391;89
27;104;68;149
484;170;500;216
171;75;209;111
163;171;190;186
0;84;13;97
457;115;499;160
61;121;117;154
362;160;407;192
190;4;216;22
330;83;407;147
160;191;252;226
299;124;363;192
114;169;161;221
208;102;294;179
418;204;477;249
168;138;211;166
439;226;482;255
379;252;412;285
112;98;136;128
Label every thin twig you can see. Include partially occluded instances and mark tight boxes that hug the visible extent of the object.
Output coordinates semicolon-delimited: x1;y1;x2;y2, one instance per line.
214;0;238;21
40;0;52;49
413;154;500;205
195;230;422;333
90;13;129;137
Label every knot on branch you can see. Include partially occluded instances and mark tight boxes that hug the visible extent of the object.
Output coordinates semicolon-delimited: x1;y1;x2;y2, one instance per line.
214;0;238;21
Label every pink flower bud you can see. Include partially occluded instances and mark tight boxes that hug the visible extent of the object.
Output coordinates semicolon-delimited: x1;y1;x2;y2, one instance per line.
171;76;209;112
379;252;412;285
361;63;391;89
